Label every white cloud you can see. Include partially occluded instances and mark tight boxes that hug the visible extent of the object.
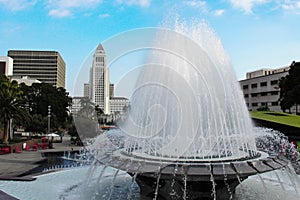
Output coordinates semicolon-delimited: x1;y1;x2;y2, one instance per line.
99;13;110;18
184;0;206;8
214;9;225;16
48;9;72;18
46;0;103;17
282;0;300;10
228;0;269;13
46;0;103;9
0;0;37;11
115;0;151;7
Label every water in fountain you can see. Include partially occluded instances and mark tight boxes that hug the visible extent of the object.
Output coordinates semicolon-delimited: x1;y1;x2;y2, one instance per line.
118;20;257;161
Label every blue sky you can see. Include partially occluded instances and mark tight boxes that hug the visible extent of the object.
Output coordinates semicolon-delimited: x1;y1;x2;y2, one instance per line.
1;0;300;96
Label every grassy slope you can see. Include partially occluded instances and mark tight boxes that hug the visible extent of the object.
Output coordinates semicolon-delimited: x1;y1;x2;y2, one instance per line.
250;111;300;128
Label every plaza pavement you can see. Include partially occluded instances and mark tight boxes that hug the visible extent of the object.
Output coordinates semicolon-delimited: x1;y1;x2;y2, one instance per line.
0;137;81;179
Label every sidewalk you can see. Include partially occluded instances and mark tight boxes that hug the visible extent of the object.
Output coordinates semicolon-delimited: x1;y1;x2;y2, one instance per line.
0;137;82;179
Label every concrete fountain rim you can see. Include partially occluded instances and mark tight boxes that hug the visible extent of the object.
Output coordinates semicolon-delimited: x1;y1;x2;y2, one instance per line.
99;149;289;180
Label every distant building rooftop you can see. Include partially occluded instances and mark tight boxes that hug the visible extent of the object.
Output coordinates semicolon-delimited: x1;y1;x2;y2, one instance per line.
245;66;290;79
12;76;41;86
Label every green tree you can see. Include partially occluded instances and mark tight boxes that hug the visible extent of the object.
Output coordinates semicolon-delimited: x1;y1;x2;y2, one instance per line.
279;61;300;113
0;75;30;144
74;98;100;139
25;114;48;134
20;83;72;131
77;97;96;119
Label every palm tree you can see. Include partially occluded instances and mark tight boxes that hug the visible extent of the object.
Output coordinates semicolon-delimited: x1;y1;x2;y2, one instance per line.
76;98;93;119
0;75;30;144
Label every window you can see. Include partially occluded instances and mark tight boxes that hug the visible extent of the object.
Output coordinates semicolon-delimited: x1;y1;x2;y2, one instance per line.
243;85;249;89
251;93;258;97
252;103;258;107
244;94;249;98
271;91;279;95
251;83;257;88
271;102;279;106
261;92;268;96
261;102;267;106
271;80;278;85
260;82;267;87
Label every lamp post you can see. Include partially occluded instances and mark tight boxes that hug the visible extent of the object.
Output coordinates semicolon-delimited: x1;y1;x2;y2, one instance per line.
48;105;51;134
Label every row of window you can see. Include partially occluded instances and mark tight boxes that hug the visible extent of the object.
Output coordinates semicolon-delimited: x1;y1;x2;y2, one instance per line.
14;71;58;75
14;60;57;63
242;80;279;89
9;56;58;60
248;102;279;107
244;91;279;98
14;68;58;71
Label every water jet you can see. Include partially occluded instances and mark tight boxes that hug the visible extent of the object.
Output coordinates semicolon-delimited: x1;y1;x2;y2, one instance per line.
90;23;292;199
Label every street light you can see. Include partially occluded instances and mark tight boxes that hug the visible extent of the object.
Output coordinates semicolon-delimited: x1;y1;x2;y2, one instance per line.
48;105;51;134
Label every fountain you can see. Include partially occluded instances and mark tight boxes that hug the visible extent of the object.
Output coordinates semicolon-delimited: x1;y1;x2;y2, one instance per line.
0;21;298;200
82;22;293;199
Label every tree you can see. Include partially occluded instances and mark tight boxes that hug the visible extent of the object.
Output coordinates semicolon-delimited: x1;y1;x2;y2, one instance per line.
20;83;72;131
25;114;48;134
74;98;99;139
0;75;30;144
77;97;96;119
279;61;300;113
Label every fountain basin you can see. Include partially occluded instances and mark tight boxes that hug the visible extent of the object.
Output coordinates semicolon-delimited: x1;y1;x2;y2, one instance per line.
102;150;289;199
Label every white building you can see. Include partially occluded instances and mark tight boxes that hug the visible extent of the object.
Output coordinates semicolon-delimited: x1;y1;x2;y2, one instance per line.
110;97;129;114
90;44;110;114
0;56;13;76
84;83;89;98
240;66;290;112
71;97;88;117
12;76;41;86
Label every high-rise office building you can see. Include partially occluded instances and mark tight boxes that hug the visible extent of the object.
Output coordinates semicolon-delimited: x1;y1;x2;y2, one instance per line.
0;56;13;76
89;44;110;114
8;50;66;88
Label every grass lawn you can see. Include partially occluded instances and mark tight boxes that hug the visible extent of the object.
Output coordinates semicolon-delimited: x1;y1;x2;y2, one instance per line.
250;111;300;128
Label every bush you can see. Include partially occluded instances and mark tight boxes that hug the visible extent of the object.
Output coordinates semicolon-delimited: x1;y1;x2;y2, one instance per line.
257;106;270;111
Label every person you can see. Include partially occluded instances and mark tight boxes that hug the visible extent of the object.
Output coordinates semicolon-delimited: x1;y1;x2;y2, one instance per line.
48;136;54;149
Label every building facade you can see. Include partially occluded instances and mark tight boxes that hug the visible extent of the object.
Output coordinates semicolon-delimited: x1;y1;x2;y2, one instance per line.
87;44;130;117
71;97;89;117
84;83;89;98
239;66;290;112
0;56;13;76
110;97;129;114
89;44;110;114
7;50;66;88
109;83;114;98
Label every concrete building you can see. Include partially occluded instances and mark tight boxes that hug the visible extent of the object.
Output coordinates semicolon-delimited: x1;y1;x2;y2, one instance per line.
71;97;88;117
84;83;89;98
87;43;130;118
240;66;290;112
89;44;110;114
0;56;13;76
109;83;114;98
8;50;66;88
110;97;129;114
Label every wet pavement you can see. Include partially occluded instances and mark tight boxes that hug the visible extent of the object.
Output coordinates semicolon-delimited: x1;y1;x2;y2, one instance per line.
0;137;81;179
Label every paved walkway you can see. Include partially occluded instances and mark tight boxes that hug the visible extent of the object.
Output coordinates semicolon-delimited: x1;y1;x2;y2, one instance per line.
0;137;82;179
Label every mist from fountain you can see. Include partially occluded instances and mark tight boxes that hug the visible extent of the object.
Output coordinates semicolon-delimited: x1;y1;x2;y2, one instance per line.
118;20;257;161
